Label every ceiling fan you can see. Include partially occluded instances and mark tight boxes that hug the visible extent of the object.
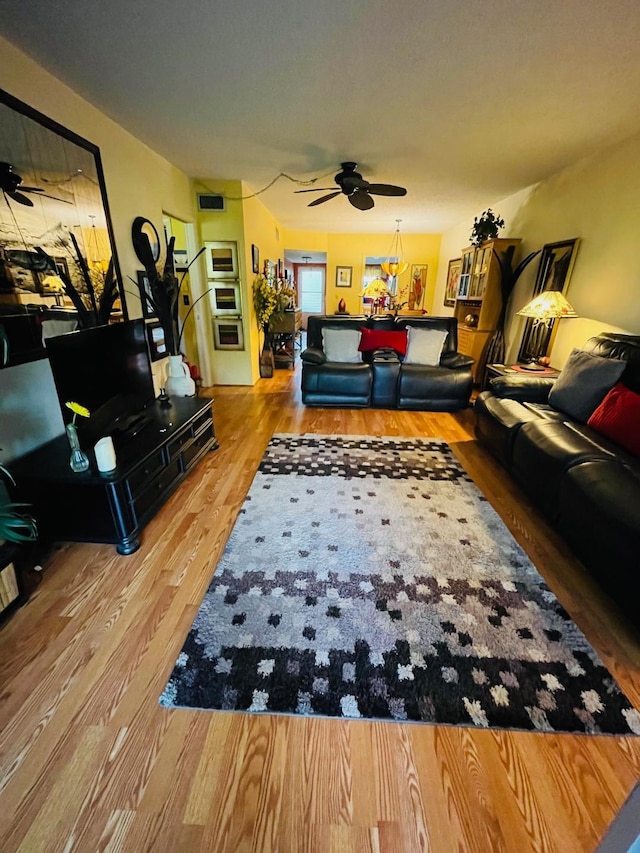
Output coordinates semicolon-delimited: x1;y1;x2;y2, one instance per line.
295;161;407;210
0;162;72;206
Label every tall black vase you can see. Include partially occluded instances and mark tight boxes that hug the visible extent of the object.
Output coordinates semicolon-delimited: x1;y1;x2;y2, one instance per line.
259;323;274;378
481;303;508;390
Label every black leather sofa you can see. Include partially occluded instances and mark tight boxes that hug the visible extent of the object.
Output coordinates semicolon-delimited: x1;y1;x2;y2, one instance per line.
301;314;474;410
475;332;640;626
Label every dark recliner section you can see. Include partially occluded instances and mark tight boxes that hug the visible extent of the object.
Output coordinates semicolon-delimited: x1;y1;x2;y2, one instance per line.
301;314;474;410
474;332;640;626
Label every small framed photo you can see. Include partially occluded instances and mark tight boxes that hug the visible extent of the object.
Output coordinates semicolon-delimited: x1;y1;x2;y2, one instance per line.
444;258;462;307
146;321;167;362
137;271;157;319
252;244;260;275
336;266;352;288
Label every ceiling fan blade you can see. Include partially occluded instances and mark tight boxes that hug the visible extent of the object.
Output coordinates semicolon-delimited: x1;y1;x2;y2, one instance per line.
294;187;336;193
39;192;74;204
8;190;34;207
365;184;407;197
308;191;341;207
349;190;374;211
20;186;44;193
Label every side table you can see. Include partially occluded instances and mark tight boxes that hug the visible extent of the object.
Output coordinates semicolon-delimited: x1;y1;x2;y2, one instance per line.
484;362;560;390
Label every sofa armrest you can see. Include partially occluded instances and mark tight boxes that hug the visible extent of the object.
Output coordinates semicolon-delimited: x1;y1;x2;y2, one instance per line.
440;351;474;370
301;347;326;365
489;374;556;402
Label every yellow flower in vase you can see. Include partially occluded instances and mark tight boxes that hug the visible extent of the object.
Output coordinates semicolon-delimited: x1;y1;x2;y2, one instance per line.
64;401;91;472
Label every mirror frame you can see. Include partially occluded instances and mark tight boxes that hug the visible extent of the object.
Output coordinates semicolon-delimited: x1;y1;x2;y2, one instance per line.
0;87;128;342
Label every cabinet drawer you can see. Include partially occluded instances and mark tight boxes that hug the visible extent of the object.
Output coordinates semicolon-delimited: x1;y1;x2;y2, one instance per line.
192;408;212;436
457;327;476;355
131;459;181;523
167;429;192;459
182;424;214;470
127;449;166;497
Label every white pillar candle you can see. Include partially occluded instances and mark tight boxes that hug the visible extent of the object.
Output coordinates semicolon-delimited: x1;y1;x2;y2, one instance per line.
94;436;117;473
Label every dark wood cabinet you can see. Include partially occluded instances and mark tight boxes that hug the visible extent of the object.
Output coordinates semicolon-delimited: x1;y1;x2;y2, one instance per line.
10;397;218;554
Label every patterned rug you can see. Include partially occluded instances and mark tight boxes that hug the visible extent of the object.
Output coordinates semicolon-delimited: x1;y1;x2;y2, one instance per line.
160;435;640;735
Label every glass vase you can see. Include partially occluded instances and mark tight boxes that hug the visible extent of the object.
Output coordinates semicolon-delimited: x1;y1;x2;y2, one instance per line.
66;422;90;473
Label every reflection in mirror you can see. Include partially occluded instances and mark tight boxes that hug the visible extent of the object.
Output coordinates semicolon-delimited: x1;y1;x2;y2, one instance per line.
0;88;126;363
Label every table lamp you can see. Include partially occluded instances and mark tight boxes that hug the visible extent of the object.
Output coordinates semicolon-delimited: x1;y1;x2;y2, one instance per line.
517;290;578;370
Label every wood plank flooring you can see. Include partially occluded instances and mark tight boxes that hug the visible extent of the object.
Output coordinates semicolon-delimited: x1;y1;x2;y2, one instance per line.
1;364;640;852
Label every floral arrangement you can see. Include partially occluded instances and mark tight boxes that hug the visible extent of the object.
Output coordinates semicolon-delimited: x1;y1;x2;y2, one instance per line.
65;401;90;424
469;209;505;247
252;274;278;329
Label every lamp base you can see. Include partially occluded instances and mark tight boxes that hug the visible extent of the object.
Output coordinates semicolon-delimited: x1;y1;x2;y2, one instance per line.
521;361;545;371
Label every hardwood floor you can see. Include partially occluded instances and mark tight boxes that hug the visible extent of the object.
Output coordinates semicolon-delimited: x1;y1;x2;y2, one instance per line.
1;364;639;852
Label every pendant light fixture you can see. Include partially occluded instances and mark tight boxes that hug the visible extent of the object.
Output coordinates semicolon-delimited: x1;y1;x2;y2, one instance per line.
381;219;409;277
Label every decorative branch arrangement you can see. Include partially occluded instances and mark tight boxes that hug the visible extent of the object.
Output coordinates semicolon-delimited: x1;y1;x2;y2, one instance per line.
132;229;206;356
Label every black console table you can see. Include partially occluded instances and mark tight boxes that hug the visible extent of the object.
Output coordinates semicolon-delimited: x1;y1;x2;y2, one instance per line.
10;397;217;555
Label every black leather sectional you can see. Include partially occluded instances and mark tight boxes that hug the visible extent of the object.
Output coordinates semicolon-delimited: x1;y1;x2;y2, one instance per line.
301;314;474;411
475;333;640;627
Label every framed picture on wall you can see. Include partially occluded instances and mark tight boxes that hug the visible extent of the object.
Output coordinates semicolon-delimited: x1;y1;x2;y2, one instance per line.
136;271;157;319
146;321;167;361
336;266;352;288
212;317;245;350
444;258;462;307
517;238;580;362
205;241;238;278
409;264;428;309
252;244;260;274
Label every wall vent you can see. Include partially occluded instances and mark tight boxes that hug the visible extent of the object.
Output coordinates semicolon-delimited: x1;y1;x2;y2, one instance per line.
197;193;225;212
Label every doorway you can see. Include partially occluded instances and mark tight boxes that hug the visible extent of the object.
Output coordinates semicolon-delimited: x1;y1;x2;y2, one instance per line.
284;250;327;329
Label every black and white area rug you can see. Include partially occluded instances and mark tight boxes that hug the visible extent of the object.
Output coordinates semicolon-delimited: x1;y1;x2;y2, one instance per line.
160;435;640;735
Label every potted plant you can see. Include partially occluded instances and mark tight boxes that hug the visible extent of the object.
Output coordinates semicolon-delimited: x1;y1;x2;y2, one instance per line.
0;464;37;545
469;209;505;247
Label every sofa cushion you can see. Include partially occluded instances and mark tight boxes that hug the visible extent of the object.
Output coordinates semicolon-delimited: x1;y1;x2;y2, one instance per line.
587;382;640;456
547;348;625;423
403;327;448;365
358;327;407;356
322;327;361;363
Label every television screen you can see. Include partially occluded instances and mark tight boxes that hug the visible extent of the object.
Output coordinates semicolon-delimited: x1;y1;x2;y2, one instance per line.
46;319;155;443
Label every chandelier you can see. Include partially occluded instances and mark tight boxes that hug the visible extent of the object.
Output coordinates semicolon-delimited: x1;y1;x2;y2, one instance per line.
381;219;409;277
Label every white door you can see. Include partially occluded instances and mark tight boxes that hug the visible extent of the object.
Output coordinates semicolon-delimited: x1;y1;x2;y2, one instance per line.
297;265;325;328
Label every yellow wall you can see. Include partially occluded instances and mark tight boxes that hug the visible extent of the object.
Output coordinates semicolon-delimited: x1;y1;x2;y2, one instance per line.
242;187;284;383
0;37;195;322
195;179;251;384
433;134;640;367
282;231;441;316
0;35;198;456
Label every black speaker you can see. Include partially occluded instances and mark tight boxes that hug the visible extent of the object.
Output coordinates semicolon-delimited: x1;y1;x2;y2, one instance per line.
197;193;225;211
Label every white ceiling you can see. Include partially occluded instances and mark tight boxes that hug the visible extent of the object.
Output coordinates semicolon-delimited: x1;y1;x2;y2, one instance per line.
3;0;640;234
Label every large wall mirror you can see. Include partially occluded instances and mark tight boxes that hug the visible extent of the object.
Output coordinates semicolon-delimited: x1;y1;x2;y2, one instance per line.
0;87;127;367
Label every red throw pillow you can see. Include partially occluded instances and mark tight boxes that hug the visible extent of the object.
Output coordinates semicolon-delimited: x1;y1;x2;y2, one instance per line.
587;382;640;456
358;327;408;356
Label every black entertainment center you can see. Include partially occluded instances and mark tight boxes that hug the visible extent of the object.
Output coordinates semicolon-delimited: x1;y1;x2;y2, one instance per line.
10;320;218;554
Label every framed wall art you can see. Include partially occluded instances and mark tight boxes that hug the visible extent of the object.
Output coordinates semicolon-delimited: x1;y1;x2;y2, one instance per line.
409;264;428;309
136;271;157;319
444;258;462;307
210;282;241;316
204;241;238;279
336;266;352;288
212;317;245;350
145;321;167;362
517;238;580;362
252;244;260;275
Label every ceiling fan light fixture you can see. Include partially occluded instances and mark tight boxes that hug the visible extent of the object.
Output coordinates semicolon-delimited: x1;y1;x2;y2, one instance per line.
381;220;408;277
